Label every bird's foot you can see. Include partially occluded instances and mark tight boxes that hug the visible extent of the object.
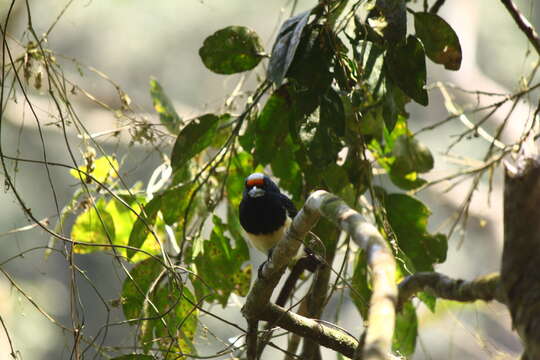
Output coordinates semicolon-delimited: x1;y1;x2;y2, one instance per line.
257;248;274;279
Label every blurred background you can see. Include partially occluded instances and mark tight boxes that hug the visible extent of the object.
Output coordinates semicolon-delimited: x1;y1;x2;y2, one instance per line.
0;0;538;358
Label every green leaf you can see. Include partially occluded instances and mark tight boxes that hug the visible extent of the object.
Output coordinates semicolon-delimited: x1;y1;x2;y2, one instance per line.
360;106;384;137
286;27;333;90
121;257;163;321
171;114;219;172
391;134;434;175
414;12;462;70
111;355;155;360
382;80;409;132
254;86;294;165
127;199;161;260
418;292;437;312
267;9;312;85
388;169;427;190
149;78;182;134
157;183;197;226
71;198;115;254
385;194;448;271
386;35;428;106
153;286;198;355
199;26;264;74
392;301;417;356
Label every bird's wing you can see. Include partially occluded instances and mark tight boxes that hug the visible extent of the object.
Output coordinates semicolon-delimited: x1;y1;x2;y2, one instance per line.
279;193;298;218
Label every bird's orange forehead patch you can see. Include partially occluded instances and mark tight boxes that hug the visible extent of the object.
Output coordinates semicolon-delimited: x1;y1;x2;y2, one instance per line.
246;176;264;187
246;173;265;187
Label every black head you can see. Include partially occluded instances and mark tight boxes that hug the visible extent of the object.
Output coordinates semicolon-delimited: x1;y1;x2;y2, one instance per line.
243;173;280;199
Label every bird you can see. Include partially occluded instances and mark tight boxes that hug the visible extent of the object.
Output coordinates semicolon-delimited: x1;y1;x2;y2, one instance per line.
238;172;298;254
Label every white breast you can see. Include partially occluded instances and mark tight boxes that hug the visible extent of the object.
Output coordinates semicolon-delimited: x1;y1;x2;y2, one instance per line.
245;217;291;253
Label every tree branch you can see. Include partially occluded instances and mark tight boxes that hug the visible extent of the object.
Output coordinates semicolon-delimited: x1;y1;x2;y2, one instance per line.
260;303;359;358
305;191;398;360
500;0;540;58
397;272;506;310
242;190;397;360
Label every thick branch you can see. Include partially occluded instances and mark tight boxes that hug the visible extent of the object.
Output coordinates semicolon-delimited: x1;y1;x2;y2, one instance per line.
260;303;359;358
397;272;506;310
304;191;397;360
500;0;540;58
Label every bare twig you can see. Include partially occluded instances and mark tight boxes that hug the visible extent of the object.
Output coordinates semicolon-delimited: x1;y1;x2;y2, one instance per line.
500;0;540;58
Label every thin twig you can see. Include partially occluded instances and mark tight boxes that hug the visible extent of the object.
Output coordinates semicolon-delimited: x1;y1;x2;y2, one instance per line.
500;0;540;58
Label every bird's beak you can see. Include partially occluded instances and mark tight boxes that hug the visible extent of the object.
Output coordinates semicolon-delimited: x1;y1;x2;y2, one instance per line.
248;186;265;198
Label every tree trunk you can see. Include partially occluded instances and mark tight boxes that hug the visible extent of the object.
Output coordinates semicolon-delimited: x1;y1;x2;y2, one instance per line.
502;154;540;359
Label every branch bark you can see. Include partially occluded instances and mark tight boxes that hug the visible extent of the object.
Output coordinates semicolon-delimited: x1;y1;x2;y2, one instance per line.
500;0;540;58
242;190;397;360
397;272;506;310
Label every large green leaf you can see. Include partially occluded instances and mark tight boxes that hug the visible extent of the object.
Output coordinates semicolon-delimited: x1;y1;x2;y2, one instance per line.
157;183;197;226
414;12;462;70
149;78;182;134
122;257;163;322
385;35;428;106
267;9;312;85
286;27;333;90
199;26;264;74
391;134;434;175
392;301;418;356
126;183;196;260
171;114;219;172
385;193;447;271
253;86;294;165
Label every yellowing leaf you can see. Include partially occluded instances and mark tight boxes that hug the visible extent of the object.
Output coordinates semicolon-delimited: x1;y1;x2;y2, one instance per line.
70;156;119;184
71;198;115;254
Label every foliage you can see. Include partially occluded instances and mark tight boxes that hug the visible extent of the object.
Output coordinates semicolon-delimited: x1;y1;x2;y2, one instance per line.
4;0;536;359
